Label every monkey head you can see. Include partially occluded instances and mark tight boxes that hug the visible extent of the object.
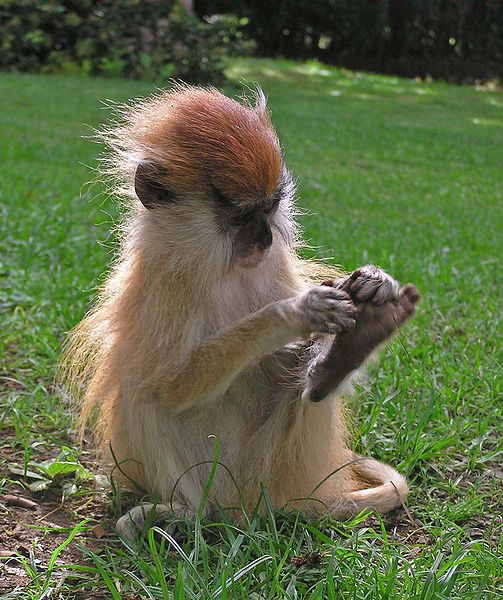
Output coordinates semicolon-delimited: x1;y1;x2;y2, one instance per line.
110;85;295;271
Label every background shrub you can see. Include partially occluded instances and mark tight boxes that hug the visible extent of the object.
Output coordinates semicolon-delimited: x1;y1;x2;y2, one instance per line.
196;0;503;83
0;0;252;84
2;0;501;84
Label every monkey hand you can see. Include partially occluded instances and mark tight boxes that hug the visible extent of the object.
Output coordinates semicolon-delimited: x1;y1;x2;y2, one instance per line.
292;286;357;336
323;264;400;306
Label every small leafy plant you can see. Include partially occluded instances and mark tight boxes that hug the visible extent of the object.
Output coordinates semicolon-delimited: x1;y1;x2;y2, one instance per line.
9;446;93;495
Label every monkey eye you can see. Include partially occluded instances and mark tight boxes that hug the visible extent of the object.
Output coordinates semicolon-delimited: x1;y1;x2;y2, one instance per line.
263;197;280;215
211;183;233;208
229;209;254;226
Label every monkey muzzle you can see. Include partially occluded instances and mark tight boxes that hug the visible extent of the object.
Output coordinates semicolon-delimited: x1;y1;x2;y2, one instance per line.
237;246;270;269
234;214;273;269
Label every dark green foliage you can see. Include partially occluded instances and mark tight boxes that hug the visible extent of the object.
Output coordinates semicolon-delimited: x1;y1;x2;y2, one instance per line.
196;0;503;83
0;0;252;84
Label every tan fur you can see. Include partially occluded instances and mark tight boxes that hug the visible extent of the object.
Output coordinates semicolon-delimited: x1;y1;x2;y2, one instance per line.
63;85;407;519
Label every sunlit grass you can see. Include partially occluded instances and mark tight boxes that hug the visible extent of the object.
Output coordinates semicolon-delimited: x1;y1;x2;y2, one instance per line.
0;57;501;597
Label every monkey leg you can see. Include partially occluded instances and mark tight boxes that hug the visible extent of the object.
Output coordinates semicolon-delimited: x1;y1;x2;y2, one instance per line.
116;502;184;541
303;266;420;401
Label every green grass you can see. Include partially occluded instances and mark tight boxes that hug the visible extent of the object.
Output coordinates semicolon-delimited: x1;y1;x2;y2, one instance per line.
1;57;502;598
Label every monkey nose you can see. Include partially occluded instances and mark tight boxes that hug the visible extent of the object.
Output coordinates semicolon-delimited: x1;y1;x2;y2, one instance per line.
255;226;273;250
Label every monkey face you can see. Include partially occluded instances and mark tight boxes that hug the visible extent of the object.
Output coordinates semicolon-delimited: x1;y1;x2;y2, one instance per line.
211;183;283;269
133;161;293;271
125;87;294;270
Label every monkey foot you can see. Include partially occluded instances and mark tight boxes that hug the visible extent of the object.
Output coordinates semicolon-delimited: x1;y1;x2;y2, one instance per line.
341;264;400;305
116;502;182;541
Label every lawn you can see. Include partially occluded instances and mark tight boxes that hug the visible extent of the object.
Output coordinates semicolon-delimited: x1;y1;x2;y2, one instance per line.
0;58;502;598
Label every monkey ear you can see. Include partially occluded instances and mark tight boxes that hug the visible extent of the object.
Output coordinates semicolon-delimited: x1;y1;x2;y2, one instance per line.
134;163;176;209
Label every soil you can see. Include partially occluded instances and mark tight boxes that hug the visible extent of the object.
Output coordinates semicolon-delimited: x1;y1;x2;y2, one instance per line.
0;429;113;597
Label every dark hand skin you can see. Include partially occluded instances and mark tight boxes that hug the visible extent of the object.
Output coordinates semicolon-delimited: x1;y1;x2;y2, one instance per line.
307;268;420;402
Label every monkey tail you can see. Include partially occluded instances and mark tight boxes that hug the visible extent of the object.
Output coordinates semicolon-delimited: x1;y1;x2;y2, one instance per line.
339;455;408;515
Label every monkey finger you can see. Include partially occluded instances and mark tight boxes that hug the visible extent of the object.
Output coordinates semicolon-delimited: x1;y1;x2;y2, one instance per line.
320;286;352;301
321;277;347;289
326;313;356;331
326;322;341;335
325;297;357;314
343;317;357;330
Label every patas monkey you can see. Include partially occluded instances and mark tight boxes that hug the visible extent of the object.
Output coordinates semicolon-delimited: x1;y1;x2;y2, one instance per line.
64;85;420;537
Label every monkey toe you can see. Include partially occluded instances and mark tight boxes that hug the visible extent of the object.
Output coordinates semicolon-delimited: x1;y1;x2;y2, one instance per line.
393;287;419;325
400;283;420;305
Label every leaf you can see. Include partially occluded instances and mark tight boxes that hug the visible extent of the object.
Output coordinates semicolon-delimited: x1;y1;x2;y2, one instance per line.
9;464;46;480
28;479;52;493
44;461;81;478
62;481;78;496
92;524;106;539
43;461;91;480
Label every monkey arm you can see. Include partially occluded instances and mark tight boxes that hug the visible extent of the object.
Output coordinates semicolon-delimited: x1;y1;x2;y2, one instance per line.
160;303;300;413
156;286;356;413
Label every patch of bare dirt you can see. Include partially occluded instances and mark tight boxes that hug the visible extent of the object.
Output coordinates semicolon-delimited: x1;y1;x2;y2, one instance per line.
0;431;114;596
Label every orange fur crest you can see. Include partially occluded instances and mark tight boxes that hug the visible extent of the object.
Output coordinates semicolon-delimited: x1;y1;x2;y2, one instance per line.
127;86;282;203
